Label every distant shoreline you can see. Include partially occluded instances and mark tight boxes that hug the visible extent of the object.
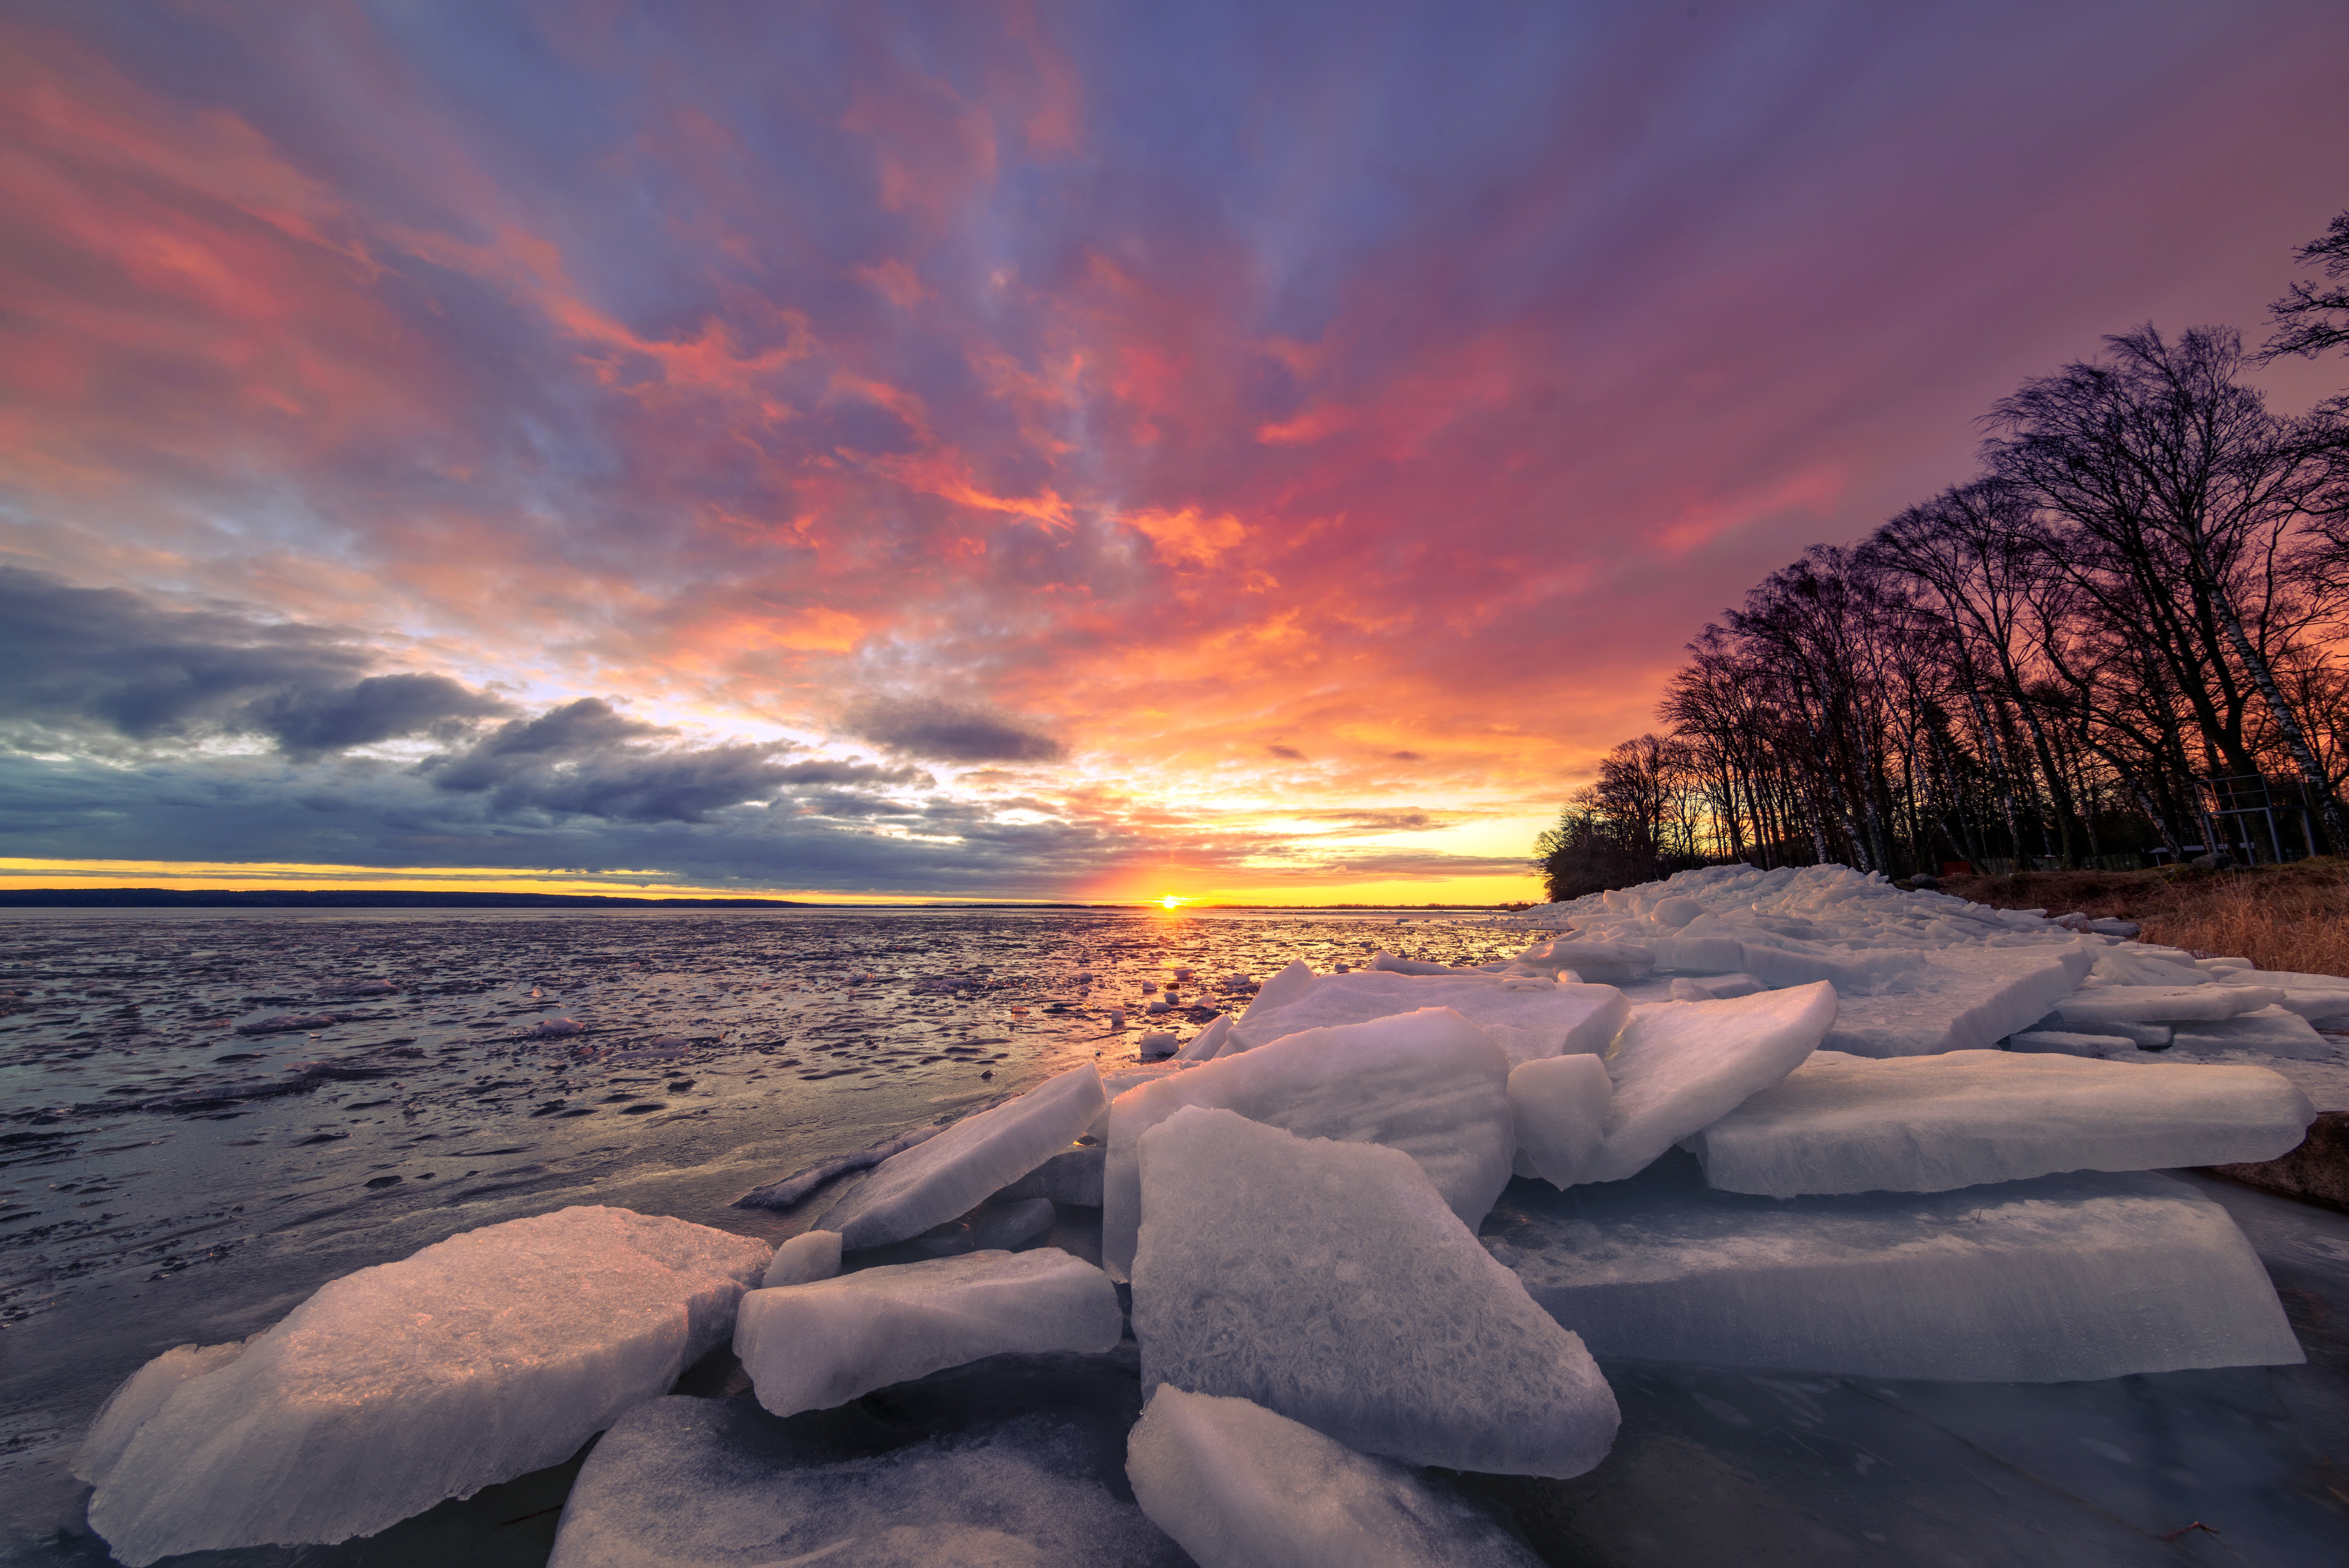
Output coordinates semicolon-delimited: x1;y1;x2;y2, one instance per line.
0;887;1530;912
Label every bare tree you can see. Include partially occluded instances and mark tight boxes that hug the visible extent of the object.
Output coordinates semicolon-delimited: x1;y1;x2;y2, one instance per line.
2259;208;2349;364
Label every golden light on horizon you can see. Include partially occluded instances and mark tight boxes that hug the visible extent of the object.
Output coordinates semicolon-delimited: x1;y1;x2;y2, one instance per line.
1158;895;1187;909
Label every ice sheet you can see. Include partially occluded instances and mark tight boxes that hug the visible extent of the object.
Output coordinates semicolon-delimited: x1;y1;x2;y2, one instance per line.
1132;1106;1618;1477
1823;947;2091;1058
1229;968;1629;1066
83;1206;767;1565
821;1064;1106;1250
1580;982;1838;1184
1483;1169;2302;1381
1689;1049;2315;1196
1102;1007;1515;1277
733;1248;1122;1419
1125;1386;1541;1568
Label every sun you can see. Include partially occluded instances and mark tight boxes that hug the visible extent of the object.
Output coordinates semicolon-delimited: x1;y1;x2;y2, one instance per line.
1157;895;1187;909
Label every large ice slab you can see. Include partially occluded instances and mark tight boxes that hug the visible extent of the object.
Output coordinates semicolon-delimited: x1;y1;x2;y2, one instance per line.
1579;982;1838;1184
1103;1008;1515;1277
1132;1107;1618;1477
550;1396;1184;1568
1482;1169;2303;1381
1823;946;2091;1058
83;1206;768;1566
1125;1386;1540;1568
733;1248;1122;1418
1229;968;1629;1065
2169;1005;2339;1060
822;1064;1106;1250
1689;1049;2315;1197
2048;984;2284;1026
1508;1053;1613;1187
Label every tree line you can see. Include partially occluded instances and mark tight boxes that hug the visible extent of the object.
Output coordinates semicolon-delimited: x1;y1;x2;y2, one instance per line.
1538;208;2349;901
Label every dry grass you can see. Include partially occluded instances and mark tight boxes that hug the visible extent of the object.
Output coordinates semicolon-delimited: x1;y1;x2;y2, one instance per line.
1938;858;2349;978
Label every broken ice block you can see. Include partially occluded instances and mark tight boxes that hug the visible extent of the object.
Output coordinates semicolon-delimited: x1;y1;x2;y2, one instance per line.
1229;968;1629;1065
1125;1386;1540;1568
1579;982;1838;1185
83;1207;768;1566
762;1229;842;1288
1689;1049;2315;1196
549;1395;1179;1568
2168;1005;2337;1060
1508;1053;1613;1187
821;1064;1106;1250
2050;985;2284;1026
1823;946;2091;1058
1132;1107;1618;1477
1483;1170;2302;1381
733;1248;1121;1418
1172;1014;1231;1061
1103;1008;1514;1277
1241;959;1316;1018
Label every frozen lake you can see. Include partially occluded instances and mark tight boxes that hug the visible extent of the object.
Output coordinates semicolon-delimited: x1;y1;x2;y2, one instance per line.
3;909;2344;1565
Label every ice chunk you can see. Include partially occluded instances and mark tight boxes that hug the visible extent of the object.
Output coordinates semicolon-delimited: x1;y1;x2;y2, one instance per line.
1000;1144;1108;1206
1242;959;1316;1018
1230;969;1629;1065
1823;946;2089;1058
1103;1008;1514;1277
84;1207;768;1565
75;1338;255;1489
1580;981;1838;1184
549;1396;1181;1568
2169;1005;2338;1061
1508;1053;1613;1187
1483;1170;2302;1381
1513;937;1654;982
2050;984;2284;1026
734;1248;1121;1419
1125;1386;1540;1568
1172;1014;1232;1061
822;1064;1106;1249
1690;1049;2315;1196
1132;1107;1617;1477
762;1230;842;1288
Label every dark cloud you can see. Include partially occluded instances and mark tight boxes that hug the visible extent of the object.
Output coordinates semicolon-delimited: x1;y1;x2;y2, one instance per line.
421;698;832;823
1387;751;1426;762
250;673;513;757
844;696;1065;764
0;567;510;754
1266;745;1306;760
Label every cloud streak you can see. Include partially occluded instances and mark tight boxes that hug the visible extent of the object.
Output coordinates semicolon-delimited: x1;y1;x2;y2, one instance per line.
3;1;2346;898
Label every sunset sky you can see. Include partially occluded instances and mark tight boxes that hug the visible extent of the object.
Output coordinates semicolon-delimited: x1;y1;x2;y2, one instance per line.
4;1;2347;904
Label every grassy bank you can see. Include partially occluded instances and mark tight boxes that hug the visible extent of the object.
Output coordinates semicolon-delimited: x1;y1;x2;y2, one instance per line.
1937;858;2349;978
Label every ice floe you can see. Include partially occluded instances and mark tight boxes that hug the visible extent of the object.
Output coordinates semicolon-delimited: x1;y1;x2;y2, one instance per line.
733;1248;1122;1419
81;1206;767;1565
1102;1007;1515;1277
1483;1168;2302;1381
1689;1049;2316;1196
1131;1106;1619;1477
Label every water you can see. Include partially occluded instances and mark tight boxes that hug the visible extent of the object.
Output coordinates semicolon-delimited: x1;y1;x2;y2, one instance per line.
4;910;2344;1565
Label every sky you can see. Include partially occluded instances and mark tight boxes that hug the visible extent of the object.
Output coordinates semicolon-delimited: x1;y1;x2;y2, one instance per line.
3;0;2347;905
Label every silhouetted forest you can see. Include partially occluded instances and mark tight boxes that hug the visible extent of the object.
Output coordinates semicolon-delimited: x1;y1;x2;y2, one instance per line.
1539;209;2349;901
